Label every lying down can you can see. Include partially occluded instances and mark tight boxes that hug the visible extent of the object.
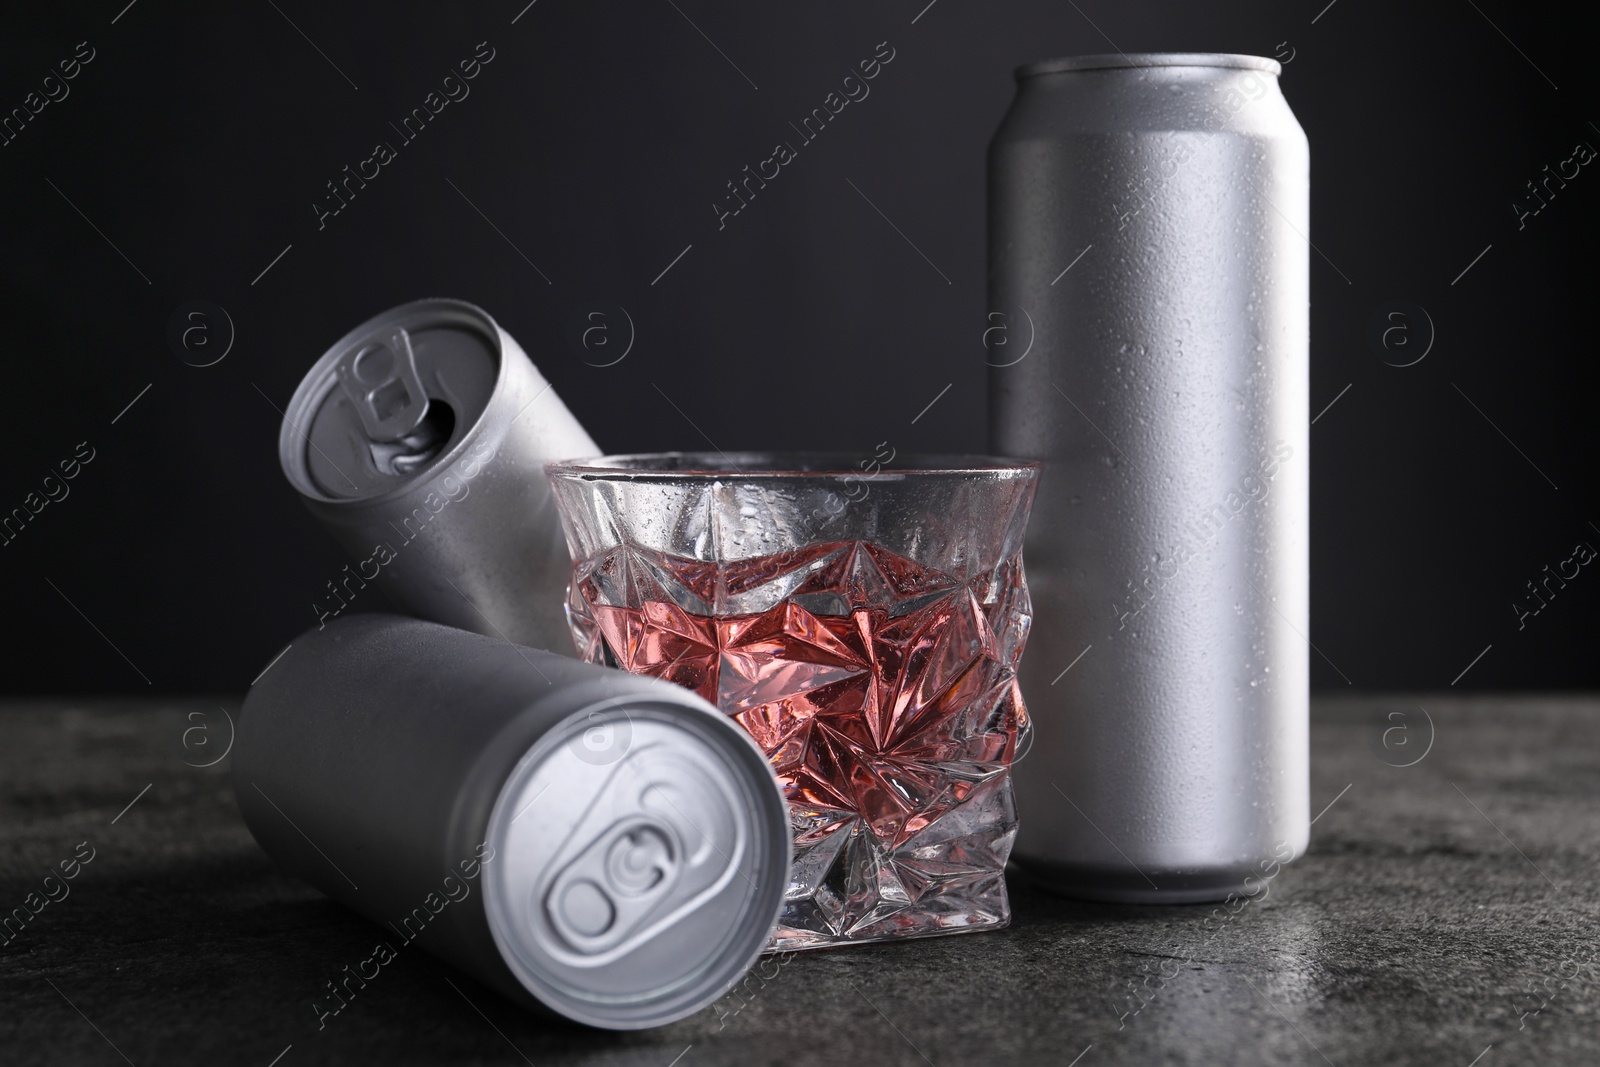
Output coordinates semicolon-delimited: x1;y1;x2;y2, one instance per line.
279;298;598;652
234;614;790;1029
990;54;1310;903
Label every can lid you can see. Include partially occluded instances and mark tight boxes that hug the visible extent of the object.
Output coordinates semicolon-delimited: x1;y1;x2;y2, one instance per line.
482;697;790;1029
1017;52;1281;79
281;299;503;502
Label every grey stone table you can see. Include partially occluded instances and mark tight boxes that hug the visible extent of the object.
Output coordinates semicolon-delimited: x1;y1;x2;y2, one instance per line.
1;695;1596;1066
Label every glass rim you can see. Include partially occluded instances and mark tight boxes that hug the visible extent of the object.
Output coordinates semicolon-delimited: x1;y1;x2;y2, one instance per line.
544;451;1041;480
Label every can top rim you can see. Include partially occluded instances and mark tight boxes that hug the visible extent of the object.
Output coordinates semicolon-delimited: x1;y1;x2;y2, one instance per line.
1016;53;1281;79
482;697;790;1029
277;297;508;506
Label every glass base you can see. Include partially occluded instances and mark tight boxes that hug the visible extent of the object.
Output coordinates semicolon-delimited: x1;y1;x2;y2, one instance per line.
770;775;1018;950
770;908;1011;952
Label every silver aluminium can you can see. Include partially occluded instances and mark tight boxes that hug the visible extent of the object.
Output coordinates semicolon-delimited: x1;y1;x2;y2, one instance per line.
234;614;791;1029
279;298;598;652
988;54;1310;902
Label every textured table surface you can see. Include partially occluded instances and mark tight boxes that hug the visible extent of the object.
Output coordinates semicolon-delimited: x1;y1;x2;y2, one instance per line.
1;695;1596;1067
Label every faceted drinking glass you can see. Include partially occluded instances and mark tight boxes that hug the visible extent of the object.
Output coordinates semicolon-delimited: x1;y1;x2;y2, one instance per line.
545;452;1039;949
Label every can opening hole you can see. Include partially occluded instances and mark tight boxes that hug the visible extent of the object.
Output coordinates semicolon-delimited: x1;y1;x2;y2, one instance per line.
369;399;456;476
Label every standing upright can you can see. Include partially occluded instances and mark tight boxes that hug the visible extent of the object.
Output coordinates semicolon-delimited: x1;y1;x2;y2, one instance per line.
279;299;599;652
988;54;1309;903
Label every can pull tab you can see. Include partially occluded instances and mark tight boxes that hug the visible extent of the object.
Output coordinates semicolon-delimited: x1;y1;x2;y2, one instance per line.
335;328;430;442
544;816;683;956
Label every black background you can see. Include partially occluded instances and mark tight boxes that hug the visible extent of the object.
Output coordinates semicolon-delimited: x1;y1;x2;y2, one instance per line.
1;0;1594;694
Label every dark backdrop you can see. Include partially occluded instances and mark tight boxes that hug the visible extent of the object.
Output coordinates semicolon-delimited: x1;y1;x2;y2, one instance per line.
1;0;1594;694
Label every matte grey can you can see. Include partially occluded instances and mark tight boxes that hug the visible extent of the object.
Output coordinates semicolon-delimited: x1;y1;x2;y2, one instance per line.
279;298;598;652
988;54;1309;903
234;614;791;1029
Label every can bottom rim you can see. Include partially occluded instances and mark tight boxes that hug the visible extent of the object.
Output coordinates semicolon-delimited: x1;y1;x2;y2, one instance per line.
1014;854;1291;905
